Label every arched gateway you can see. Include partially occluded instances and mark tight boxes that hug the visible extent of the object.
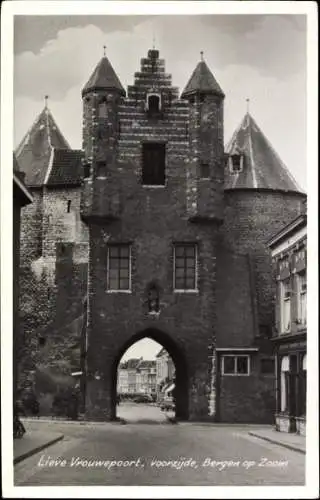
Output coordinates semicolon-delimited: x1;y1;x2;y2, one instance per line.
112;328;189;420
79;47;304;424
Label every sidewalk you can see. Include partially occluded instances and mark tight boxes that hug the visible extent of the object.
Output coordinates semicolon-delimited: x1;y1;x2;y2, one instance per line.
14;429;64;465
248;428;306;454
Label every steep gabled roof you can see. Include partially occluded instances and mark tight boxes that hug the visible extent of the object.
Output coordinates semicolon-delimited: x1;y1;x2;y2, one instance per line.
15;106;70;186
181;59;224;99
46;149;84;186
82;56;125;96
225;113;304;193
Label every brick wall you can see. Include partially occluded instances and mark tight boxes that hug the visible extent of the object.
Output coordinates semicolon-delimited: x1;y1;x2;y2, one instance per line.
223;190;305;330
217;352;275;423
18;186;88;393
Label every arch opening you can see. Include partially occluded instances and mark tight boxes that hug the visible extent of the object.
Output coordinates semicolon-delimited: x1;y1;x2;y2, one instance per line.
111;328;189;422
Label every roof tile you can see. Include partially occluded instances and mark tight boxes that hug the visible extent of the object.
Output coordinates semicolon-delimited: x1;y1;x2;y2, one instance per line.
181;60;224;98
225;113;303;193
47;149;84;186
82;56;125;96
15;107;70;186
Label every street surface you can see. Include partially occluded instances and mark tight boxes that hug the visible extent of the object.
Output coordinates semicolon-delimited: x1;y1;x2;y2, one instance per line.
117;401;174;423
15;404;305;486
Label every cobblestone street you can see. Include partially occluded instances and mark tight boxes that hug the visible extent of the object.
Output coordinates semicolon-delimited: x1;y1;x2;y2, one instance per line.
14;415;305;486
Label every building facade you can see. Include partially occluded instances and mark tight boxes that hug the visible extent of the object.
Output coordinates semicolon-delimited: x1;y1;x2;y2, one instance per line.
268;209;307;435
16;47;306;422
156;347;175;398
117;359;156;395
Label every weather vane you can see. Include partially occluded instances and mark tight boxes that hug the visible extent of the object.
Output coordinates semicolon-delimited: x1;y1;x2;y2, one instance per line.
44;95;49;108
200;51;204;61
103;45;107;57
246;98;250;114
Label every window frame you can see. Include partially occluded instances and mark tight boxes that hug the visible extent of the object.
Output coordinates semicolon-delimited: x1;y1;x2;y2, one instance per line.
229;154;244;174
221;354;251;376
280;278;292;333
146;93;162;113
200;162;210;179
107;244;132;293
173;243;198;293
297;271;307;326
141;141;166;187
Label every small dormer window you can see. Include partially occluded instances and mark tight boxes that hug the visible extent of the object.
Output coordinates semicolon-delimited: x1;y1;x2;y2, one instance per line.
98;99;108;118
83;163;91;178
229;154;244;174
146;93;161;116
200;162;210;179
96;161;107;178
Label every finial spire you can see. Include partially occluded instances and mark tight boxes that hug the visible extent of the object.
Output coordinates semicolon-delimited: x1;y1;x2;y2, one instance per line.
200;51;204;61
246;98;250;114
44;95;49;109
103;45;106;57
152;33;156;49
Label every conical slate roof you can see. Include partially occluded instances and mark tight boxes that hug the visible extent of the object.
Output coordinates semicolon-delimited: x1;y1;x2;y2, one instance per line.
15;105;70;186
225;113;303;193
181;59;224;98
82;56;125;96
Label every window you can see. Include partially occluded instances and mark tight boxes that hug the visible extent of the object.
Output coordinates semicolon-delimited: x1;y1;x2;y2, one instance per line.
229;154;243;174
222;355;250;376
281;279;291;333
142;142;165;186
299;354;307;416
83;163;91;178
107;245;131;291
280;356;289;412
174;244;197;291
67;200;71;213
200;162;210;179
260;358;275;374
96;161;107;178
147;94;161;114
297;272;307;326
98;99;108;119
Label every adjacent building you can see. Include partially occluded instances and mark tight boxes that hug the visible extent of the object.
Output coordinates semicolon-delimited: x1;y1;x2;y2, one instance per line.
13;154;33;404
156;347;175;399
16;46;306;422
268;207;307;435
117;358;156;395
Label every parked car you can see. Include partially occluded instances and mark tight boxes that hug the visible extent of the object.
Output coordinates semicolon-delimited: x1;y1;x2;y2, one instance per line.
133;394;153;403
160;397;175;411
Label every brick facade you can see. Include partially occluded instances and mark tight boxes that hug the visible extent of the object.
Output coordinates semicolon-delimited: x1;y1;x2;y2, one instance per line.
17;48;306;423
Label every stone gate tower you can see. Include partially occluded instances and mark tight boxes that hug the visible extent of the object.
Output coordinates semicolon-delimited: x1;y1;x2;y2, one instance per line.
81;48;225;421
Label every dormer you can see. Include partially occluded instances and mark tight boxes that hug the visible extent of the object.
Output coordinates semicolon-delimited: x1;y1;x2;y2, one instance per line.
146;89;163;119
229;154;244;174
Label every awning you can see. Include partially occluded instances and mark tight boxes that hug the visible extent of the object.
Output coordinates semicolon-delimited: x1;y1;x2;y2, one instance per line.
164;383;175;394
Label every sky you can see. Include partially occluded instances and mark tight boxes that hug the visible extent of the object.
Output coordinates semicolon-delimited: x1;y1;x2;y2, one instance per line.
14;14;307;189
121;338;162;361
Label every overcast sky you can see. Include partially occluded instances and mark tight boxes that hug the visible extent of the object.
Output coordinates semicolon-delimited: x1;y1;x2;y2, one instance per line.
14;14;307;190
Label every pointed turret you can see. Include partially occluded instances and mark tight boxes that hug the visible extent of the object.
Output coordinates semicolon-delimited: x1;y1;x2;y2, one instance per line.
181;52;224;99
15;99;70;186
82;55;125;97
225;112;303;193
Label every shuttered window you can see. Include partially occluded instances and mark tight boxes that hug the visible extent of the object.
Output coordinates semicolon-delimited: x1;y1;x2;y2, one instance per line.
142;142;166;186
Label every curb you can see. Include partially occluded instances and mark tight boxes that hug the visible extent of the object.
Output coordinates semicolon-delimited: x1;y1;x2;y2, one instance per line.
248;432;306;455
14;434;64;465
